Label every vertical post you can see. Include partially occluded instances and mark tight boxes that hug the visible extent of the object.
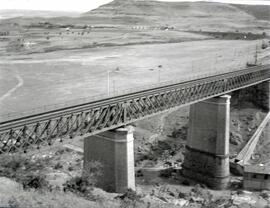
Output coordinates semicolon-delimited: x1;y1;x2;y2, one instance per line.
158;68;161;83
157;65;162;83
113;80;116;94
107;70;110;96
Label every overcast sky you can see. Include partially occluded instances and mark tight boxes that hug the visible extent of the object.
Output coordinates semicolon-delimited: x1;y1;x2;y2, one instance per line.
1;0;270;12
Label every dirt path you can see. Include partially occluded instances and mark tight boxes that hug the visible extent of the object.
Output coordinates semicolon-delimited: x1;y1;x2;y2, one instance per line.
0;73;23;103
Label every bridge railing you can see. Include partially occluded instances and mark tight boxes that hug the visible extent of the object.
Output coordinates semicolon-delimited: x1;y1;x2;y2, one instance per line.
0;66;260;122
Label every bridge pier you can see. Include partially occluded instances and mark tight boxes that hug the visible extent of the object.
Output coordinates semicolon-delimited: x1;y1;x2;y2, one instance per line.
182;95;231;189
84;126;135;193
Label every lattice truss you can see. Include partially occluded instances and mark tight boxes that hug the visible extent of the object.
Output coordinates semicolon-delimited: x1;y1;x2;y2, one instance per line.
0;67;269;153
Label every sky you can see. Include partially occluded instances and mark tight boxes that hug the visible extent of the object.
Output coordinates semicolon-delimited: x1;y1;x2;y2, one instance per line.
1;0;270;12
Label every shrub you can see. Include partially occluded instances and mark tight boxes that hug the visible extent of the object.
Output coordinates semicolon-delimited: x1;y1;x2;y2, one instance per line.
0;154;28;177
117;189;142;201
159;168;175;178
63;161;103;199
54;162;63;170
21;174;50;190
63;176;91;194
116;189;143;208
0;154;51;190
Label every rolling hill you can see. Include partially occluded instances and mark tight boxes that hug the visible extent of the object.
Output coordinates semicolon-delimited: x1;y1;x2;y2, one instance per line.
1;0;269;33
233;4;270;21
86;0;252;19
81;0;269;32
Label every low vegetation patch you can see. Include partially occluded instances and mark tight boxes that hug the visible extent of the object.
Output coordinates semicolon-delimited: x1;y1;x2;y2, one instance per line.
116;189;144;208
0;153;52;190
63;161;103;200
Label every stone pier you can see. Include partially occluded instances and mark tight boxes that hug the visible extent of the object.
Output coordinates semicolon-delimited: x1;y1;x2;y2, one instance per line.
182;95;231;189
84;126;135;193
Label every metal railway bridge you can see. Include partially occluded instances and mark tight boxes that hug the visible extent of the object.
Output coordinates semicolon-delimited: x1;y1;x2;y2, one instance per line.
1;64;270;153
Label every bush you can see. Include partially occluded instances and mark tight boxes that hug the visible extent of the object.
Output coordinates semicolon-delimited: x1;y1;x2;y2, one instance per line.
0;154;51;190
63;176;91;194
116;189;143;208
63;161;103;199
0;154;28;177
54;162;63;170
117;189;142;201
159;168;175;178
21;174;50;190
171;126;188;139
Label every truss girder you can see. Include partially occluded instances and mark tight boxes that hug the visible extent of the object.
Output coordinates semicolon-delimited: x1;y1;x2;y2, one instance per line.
0;65;270;153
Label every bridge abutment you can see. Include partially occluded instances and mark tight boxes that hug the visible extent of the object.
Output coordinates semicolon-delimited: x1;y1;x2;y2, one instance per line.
182;95;231;189
84;126;135;193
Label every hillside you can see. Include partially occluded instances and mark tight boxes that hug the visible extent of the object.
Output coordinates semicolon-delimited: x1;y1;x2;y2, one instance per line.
0;0;269;56
87;0;252;18
1;0;270;33
82;0;269;32
233;4;270;21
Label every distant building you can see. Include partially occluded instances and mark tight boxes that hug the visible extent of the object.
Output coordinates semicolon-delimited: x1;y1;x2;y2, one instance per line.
243;164;270;191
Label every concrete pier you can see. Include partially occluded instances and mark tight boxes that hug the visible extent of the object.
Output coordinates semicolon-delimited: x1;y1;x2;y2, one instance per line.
84;126;135;193
182;95;231;189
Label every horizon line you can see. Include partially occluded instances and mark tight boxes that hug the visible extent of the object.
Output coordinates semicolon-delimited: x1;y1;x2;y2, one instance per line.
1;0;270;13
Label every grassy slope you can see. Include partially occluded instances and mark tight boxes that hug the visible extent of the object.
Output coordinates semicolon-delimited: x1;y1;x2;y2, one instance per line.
232;4;270;21
82;0;270;32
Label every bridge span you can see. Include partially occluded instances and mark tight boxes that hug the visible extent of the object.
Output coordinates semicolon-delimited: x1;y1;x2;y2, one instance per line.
1;64;269;152
1;64;270;192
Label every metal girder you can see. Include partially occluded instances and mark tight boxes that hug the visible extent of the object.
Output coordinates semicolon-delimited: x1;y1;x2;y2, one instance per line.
0;65;270;153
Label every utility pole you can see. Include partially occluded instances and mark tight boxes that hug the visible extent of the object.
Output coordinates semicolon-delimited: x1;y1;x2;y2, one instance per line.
107;67;120;96
158;65;162;83
107;70;110;96
254;45;258;65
